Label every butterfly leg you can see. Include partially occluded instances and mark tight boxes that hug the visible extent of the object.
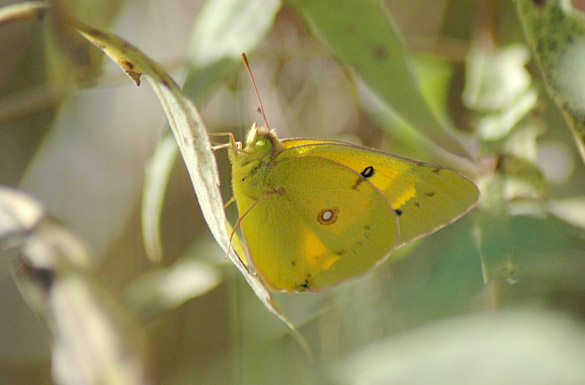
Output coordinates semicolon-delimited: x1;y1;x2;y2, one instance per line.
209;132;242;152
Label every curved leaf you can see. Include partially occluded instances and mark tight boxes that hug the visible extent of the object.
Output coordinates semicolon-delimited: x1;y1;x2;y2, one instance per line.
73;17;309;352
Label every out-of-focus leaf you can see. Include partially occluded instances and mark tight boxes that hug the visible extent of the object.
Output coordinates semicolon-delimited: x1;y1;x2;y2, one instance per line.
549;196;585;230
0;187;44;239
183;0;281;106
517;0;585;164
126;256;221;320
48;274;152;385
0;1;48;25
497;154;547;201
476;90;538;140
476;213;585;286
411;54;454;122
141;134;178;263
502;120;543;162
477;122;549;211
333;215;482;337
476;214;518;284
73;17;309;352
285;0;471;158
332;310;585;385
464;44;538;140
0;189;152;385
358;54;459;161
464;44;532;112
478;153;548;215
537;140;575;183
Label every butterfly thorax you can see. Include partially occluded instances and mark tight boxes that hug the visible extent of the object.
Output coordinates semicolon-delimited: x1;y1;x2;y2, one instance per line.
230;124;284;199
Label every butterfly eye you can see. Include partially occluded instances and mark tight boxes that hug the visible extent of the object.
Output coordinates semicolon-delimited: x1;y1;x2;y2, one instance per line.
318;208;339;225
255;138;270;148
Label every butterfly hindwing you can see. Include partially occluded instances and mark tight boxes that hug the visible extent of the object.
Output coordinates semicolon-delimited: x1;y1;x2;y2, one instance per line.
238;154;399;292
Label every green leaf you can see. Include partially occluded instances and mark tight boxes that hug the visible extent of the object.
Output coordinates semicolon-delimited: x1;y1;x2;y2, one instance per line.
517;0;585;164
332;310;585;385
183;0;282;106
549;196;585;230
463;44;538;140
141;133;178;263
126;255;222;320
476;213;585;285
285;0;471;158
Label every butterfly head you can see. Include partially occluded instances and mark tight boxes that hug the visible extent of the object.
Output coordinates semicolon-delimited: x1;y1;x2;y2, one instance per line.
243;123;284;158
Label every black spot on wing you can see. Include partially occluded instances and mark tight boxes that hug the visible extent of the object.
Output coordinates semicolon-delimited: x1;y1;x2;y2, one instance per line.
298;274;313;291
361;166;375;178
352;166;376;190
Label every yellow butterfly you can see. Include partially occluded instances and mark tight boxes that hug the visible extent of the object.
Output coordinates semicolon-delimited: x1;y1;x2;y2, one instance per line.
227;55;479;293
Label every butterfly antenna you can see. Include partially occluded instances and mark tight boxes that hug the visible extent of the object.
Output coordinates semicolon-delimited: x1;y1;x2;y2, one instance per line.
241;53;270;130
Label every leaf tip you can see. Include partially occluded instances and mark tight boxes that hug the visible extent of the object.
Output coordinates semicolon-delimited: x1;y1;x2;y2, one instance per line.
120;59;142;85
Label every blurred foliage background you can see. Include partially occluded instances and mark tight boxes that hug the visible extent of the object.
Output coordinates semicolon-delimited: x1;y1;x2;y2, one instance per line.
2;0;585;384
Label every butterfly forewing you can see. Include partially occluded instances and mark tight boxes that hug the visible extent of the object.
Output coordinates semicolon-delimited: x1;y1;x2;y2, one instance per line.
281;139;480;247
